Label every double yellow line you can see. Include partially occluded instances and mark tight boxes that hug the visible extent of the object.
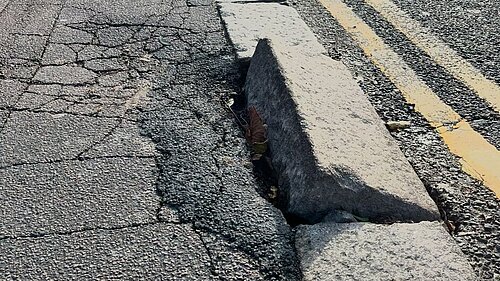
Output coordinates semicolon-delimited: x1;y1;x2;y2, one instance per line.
318;0;500;195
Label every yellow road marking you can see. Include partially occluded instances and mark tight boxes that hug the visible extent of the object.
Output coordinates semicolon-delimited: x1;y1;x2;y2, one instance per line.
319;0;500;196
365;0;500;113
438;122;500;190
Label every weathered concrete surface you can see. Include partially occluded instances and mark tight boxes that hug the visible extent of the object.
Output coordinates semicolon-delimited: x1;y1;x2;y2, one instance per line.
295;221;477;280
218;2;325;60
245;38;439;223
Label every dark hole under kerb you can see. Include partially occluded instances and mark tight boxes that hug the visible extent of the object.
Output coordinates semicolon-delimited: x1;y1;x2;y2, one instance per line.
229;58;312;227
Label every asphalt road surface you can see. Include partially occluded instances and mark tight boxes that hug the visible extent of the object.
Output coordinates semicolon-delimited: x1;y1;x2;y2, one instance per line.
0;0;299;279
0;0;499;280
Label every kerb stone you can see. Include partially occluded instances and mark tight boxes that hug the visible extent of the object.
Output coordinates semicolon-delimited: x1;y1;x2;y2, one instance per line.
295;222;477;280
245;38;440;223
217;2;325;61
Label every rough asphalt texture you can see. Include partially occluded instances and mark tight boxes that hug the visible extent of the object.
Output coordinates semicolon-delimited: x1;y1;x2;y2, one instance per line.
391;0;500;86
344;0;500;151
289;0;500;279
0;0;300;279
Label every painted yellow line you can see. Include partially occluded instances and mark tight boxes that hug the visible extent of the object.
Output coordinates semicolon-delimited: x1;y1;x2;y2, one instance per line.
438;122;500;192
364;0;500;113
319;0;500;196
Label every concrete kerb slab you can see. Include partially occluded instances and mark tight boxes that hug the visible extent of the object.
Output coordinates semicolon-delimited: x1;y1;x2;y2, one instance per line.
217;2;326;62
218;3;476;279
295;221;478;280
218;0;439;223
245;38;439;223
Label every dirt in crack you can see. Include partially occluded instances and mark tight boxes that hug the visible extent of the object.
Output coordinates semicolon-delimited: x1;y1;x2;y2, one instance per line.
226;87;310;227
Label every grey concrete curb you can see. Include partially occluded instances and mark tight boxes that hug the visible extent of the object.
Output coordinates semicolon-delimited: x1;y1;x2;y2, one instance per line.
219;1;439;223
245;38;439;223
296;221;477;280
218;2;326;62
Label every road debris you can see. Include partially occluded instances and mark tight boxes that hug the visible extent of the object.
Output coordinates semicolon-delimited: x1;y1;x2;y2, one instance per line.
241;106;268;160
386;120;411;131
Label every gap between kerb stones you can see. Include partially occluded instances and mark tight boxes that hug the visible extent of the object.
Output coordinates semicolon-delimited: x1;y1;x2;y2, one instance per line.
225;74;302;224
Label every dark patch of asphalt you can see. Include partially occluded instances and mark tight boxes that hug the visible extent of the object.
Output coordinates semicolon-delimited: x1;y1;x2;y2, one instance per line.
139;26;301;281
0;0;301;279
288;0;500;279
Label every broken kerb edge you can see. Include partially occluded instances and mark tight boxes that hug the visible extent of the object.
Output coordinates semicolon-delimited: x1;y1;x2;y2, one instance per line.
244;38;440;223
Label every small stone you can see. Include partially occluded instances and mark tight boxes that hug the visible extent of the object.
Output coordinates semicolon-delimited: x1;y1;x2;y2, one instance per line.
322;210;357;223
268;186;278;199
484;223;494;231
386;120;411;131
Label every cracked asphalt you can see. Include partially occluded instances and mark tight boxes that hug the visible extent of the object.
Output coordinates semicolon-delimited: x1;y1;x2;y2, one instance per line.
0;0;299;279
2;0;499;279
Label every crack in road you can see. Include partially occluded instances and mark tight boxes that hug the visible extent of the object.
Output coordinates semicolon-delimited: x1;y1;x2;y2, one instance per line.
0;0;301;279
0;155;156;170
0;221;172;241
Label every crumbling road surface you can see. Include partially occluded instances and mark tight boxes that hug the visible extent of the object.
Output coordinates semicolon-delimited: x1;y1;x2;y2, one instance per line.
0;0;300;279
